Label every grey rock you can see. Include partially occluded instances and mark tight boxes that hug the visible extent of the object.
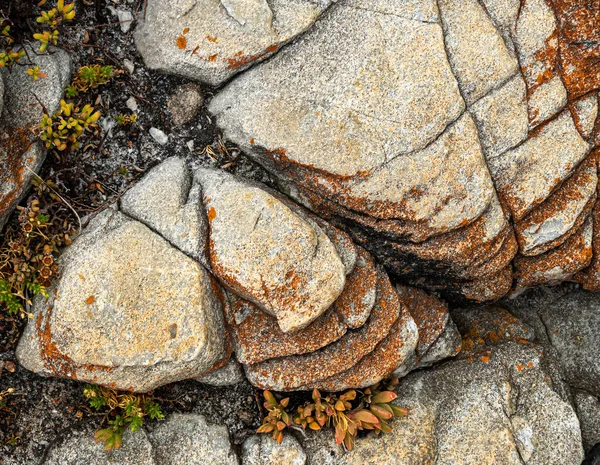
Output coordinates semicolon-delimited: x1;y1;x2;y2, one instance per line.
196;168;345;333
134;0;332;86
300;342;584;465
415;316;461;368
241;435;306;465
149;127;168;145
0;46;71;231
575;390;600;454
148;414;239;465
170;83;204;126
44;429;155;465
196;358;245;386
121;157;209;265
16;209;228;392
536;290;600;396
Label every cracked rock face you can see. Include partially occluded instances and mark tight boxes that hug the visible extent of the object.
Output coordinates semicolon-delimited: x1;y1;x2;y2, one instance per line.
18;159;458;392
208;0;600;300
134;0;333;86
0;46;71;232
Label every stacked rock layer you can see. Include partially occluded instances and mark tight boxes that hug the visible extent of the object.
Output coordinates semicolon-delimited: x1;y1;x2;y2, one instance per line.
17;158;460;392
190;0;600;300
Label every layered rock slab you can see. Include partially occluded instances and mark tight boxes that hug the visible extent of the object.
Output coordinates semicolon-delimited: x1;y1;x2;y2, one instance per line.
16;209;229;392
134;0;333;86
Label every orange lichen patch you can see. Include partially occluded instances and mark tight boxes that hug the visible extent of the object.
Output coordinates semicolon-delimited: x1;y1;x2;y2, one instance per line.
206;35;217;42
517;364;524;371
299;310;412;391
230;300;347;364
85;296;95;305
549;0;600;100
514;154;597;256
515;215;593;288
481;355;490;363
208;54;218;62
331;247;377;329
396;284;447;357
458;226;518;279
207;206;216;222
0;124;38;220
176;36;187;50
244;269;400;391
226;44;279;70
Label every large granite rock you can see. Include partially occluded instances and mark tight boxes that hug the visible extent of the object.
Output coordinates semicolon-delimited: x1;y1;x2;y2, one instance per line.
208;0;600;300
17;161;457;393
299;342;584;465
16;209;229;392
134;0;333;86
0;46;71;231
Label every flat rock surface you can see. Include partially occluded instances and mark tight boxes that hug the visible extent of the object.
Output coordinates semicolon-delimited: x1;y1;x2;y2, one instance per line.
536;290;600;397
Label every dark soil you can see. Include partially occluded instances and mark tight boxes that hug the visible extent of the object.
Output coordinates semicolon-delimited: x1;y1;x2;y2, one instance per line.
0;1;267;463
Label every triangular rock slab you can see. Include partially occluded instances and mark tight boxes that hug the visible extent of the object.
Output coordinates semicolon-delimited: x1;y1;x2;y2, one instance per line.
121;157;209;266
196;167;346;333
244;268;400;391
16;209;228;392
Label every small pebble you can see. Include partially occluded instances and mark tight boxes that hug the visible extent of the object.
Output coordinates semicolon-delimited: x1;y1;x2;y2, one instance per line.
149;127;168;145
126;96;138;112
123;59;135;74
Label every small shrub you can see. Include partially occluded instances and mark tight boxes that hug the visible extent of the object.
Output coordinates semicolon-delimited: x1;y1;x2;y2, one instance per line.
40;99;101;151
258;378;408;451
0;23;24;68
33;0;75;53
27;66;48;81
69;65;120;96
83;385;164;451
115;113;137;126
0;178;77;318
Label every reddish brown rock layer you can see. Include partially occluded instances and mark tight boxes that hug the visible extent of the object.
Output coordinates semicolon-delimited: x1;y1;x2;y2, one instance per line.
243;268;401;390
